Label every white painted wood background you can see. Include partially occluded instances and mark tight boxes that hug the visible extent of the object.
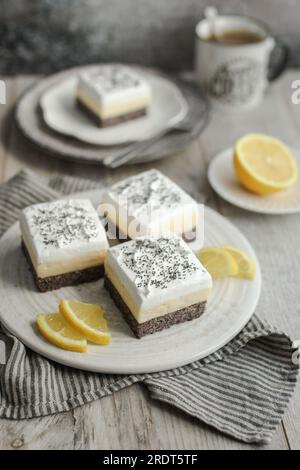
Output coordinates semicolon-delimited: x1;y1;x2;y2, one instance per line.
0;71;299;449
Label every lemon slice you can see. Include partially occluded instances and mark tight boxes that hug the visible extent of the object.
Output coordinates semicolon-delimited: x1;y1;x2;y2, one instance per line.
59;300;111;345
234;134;298;195
198;247;238;279
222;245;256;280
36;313;87;353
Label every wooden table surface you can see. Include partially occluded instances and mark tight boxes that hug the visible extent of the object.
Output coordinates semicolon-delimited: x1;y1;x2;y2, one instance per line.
0;71;299;450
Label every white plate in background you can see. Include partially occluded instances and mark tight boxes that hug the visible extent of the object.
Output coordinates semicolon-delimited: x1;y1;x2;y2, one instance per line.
40;69;188;146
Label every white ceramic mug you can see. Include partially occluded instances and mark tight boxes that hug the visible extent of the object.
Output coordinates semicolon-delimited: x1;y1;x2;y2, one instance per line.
195;13;288;110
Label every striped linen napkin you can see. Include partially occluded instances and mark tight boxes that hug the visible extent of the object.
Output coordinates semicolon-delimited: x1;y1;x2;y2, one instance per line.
0;170;298;444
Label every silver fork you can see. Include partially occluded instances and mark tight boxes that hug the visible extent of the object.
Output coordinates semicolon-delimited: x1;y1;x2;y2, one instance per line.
103;113;196;168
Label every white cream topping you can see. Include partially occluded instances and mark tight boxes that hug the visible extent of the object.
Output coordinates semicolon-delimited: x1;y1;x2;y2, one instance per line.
20;199;109;277
105;233;212;313
76;65;151;115
77;88;150;119
100;169;199;238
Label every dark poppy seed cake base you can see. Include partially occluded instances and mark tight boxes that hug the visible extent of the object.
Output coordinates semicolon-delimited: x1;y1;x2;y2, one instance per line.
22;241;104;293
104;275;207;339
76;99;147;128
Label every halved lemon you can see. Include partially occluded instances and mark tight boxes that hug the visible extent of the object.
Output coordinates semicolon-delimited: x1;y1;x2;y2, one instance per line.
222;245;256;280
234;134;298;195
59;300;111;345
36;313;87;353
198;247;238;279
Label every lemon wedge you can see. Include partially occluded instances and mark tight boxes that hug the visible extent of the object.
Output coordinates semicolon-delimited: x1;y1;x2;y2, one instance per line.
36;313;87;353
222;245;256;280
198;247;238;279
234;134;298;195
59;300;111;345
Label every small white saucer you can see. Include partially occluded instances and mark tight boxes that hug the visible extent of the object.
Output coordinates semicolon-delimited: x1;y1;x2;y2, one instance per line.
208;147;300;215
40;68;188;146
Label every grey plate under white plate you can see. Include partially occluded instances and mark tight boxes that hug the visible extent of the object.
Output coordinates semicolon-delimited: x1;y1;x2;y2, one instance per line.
0;190;261;374
208;147;300;214
15;64;209;165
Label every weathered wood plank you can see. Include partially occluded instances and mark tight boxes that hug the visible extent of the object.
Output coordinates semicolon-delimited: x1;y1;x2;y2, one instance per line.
0;413;74;450
0;76;18;183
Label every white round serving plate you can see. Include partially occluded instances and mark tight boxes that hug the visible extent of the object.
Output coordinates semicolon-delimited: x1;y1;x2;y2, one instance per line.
40;70;188;146
208;147;300;215
0;190;261;374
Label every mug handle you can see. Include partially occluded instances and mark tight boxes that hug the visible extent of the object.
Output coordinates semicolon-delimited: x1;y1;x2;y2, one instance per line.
268;38;289;81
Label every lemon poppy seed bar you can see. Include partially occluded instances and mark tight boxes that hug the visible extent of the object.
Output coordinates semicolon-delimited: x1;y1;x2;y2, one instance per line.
104;234;212;338
100;169;199;241
76;65;151;127
20;199;109;292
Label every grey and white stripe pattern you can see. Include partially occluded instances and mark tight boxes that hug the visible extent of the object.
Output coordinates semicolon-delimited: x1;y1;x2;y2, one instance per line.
0;170;298;443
